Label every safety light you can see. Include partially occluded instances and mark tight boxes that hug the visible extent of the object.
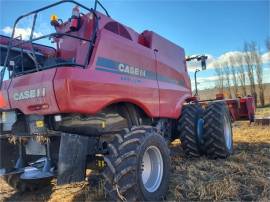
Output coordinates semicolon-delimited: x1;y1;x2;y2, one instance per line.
0;91;7;108
50;14;59;27
50;14;58;21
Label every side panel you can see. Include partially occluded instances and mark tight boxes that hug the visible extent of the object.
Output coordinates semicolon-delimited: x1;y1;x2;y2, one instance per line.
54;30;160;117
152;33;191;118
7;69;59;115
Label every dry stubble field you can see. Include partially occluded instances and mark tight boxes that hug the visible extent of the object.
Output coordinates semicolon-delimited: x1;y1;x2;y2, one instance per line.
0;108;270;202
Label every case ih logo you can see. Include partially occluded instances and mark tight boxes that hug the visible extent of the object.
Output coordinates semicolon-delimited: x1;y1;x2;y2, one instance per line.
96;57;185;86
118;63;146;77
13;88;46;101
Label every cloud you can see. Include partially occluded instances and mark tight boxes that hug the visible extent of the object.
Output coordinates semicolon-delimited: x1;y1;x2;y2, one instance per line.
190;67;270;91
190;75;218;90
262;52;270;64
187;51;270;72
188;50;270;90
2;26;43;40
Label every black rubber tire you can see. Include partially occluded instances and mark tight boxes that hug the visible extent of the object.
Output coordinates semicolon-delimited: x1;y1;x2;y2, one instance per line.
177;104;204;158
102;126;171;201
203;102;233;159
118;104;140;128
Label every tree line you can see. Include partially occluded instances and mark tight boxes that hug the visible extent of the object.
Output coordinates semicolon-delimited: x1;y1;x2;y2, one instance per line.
214;38;270;107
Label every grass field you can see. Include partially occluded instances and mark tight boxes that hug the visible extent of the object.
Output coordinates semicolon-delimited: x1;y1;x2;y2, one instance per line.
0;108;270;202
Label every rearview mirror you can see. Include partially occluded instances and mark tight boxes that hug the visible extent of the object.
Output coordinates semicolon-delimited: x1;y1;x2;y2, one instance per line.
186;54;208;70
200;55;207;70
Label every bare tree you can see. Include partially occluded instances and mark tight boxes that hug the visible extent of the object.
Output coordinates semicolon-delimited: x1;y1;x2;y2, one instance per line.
234;54;247;96
222;61;232;98
228;56;239;97
214;61;224;94
265;37;270;102
266;37;270;51
243;42;257;106
250;42;265;106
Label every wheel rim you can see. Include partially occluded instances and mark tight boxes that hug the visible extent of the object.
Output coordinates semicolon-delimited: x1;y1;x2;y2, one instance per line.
196;118;204;145
141;146;164;193
224;115;232;149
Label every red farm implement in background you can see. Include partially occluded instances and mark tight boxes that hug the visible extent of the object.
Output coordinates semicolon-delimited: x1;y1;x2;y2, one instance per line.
199;94;256;122
186;55;256;123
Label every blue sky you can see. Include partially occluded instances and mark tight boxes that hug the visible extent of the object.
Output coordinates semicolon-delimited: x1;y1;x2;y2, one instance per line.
0;0;269;89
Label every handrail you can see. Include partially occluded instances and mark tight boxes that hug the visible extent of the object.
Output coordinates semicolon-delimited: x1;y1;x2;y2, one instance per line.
9;33;92;49
95;0;110;17
13;0;92;27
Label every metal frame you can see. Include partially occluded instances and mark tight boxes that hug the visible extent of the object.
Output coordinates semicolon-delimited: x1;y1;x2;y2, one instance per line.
194;69;200;96
0;0;109;88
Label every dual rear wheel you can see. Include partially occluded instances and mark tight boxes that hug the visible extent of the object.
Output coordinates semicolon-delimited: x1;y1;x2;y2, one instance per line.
178;102;233;158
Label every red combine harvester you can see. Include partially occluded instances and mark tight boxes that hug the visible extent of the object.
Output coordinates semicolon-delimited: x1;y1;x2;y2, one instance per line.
0;1;243;201
186;55;255;123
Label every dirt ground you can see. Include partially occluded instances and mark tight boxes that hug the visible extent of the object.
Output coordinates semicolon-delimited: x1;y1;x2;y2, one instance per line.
0;109;270;202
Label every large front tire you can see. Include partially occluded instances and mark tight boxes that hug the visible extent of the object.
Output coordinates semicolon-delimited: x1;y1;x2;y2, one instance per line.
203;102;233;158
102;126;170;201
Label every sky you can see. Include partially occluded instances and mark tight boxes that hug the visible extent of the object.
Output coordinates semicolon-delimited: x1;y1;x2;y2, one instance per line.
0;0;269;89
